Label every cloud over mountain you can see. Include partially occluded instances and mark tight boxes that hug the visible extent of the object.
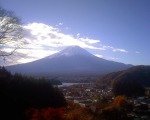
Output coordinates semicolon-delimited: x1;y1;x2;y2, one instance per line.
14;22;128;64
1;22;130;66
7;46;132;76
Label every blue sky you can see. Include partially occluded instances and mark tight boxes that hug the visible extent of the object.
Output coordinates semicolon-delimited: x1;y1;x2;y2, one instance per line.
1;0;150;65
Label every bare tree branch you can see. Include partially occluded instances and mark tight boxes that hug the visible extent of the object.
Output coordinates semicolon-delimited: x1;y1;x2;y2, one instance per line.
0;6;25;61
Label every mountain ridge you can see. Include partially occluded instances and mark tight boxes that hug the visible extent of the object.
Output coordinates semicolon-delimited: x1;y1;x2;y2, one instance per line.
95;65;150;96
96;65;150;87
7;46;132;76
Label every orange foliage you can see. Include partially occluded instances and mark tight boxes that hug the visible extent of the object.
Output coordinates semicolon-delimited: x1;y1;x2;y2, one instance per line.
64;107;93;120
97;96;128;120
25;97;128;120
25;106;93;120
26;107;65;120
112;96;127;108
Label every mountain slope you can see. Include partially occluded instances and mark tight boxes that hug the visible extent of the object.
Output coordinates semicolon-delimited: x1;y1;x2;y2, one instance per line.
97;65;150;86
96;65;150;96
7;46;132;76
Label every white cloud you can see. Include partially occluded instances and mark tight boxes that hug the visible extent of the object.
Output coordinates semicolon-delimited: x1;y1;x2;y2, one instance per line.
17;49;58;63
56;22;63;26
94;54;120;63
58;22;63;26
23;22;102;50
102;45;114;50
77;33;80;38
80;38;100;44
95;54;103;58
112;48;128;53
8;22;129;64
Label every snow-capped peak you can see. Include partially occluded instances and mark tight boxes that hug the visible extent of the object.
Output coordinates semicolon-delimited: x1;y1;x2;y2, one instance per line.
50;46;94;58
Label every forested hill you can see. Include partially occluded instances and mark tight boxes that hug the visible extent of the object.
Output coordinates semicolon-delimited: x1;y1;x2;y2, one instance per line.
96;65;150;96
0;67;66;120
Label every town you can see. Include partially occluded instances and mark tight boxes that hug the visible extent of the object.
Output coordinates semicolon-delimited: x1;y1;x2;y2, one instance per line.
59;83;150;120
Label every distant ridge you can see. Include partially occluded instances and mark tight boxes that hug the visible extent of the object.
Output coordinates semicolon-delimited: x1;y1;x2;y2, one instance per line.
7;46;132;76
97;65;150;87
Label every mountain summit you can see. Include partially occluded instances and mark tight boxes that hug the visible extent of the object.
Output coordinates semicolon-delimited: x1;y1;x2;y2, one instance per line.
49;45;93;58
7;46;132;75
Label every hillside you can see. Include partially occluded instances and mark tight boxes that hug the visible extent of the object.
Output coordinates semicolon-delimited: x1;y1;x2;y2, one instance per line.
96;65;150;96
0;67;66;119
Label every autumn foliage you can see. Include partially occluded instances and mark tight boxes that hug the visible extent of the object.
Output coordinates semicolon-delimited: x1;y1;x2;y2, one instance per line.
112;96;128;108
25;103;93;120
24;96;132;120
0;68;132;120
97;96;129;120
26;108;65;120
64;107;93;120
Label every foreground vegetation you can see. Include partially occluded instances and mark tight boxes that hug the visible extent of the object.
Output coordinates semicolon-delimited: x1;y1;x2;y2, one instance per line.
0;67;66;119
0;67;130;120
25;96;131;120
1;66;150;120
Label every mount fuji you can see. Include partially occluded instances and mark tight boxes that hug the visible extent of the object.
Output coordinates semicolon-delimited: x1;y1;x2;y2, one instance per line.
7;46;132;76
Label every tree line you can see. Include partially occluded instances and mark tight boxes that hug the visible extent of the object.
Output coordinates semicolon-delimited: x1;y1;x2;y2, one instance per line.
0;67;66;119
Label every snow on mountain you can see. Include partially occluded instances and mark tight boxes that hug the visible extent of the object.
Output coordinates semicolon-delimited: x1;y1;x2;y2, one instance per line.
7;46;132;76
48;45;93;58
